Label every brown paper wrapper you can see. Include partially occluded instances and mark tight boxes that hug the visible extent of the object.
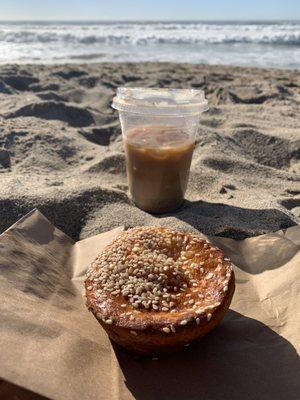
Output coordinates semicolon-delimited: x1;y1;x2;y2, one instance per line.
0;209;299;400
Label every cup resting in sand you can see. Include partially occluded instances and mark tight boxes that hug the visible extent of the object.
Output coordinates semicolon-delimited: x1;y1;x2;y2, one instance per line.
112;88;209;213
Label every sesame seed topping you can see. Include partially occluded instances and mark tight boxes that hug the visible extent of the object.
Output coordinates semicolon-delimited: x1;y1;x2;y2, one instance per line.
162;327;171;333
86;227;232;324
207;313;212;321
130;330;138;336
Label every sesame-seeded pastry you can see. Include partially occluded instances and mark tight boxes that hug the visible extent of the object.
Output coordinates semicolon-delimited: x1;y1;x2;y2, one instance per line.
85;227;235;354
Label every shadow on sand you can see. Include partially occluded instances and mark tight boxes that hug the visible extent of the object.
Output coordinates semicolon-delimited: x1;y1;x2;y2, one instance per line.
165;199;297;240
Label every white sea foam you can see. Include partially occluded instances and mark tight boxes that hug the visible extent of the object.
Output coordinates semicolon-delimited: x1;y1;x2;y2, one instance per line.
0;22;299;68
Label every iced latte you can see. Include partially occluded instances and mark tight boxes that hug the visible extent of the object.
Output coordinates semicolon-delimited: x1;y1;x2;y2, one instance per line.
125;125;195;213
112;88;208;213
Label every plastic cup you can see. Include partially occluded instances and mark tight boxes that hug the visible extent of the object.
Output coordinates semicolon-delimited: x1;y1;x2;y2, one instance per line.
112;88;208;213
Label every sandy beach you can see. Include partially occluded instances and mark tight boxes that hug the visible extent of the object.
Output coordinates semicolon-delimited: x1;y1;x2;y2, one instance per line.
0;62;299;240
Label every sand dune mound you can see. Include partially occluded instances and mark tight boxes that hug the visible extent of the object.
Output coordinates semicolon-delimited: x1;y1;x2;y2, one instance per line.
79;122;120;146
5;101;95;127
2;74;39;91
86;153;126;175
232;129;299;169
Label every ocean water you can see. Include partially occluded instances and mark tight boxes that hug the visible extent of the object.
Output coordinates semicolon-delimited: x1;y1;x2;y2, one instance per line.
0;21;299;68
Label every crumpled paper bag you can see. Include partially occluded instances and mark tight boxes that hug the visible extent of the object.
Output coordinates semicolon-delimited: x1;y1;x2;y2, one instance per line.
0;209;299;400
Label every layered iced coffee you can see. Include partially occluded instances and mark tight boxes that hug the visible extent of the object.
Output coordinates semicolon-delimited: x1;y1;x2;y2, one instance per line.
124;125;195;213
112;87;208;213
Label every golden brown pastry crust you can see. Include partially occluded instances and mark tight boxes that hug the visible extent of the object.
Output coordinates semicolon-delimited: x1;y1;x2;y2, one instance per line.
85;227;235;354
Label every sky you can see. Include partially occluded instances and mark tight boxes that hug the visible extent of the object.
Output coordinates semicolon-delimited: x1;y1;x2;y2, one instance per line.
0;0;299;21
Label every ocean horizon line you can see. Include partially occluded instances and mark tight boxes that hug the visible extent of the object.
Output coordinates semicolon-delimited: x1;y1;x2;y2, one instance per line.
0;19;299;24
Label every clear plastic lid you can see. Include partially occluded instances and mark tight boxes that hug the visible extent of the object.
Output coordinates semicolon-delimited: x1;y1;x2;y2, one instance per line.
112;87;209;116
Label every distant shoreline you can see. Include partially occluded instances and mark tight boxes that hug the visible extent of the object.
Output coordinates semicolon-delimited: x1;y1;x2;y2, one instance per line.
0;62;298;72
0;21;299;68
0;19;299;24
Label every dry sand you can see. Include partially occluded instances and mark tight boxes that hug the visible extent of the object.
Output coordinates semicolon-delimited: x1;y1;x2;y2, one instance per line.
0;63;299;240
